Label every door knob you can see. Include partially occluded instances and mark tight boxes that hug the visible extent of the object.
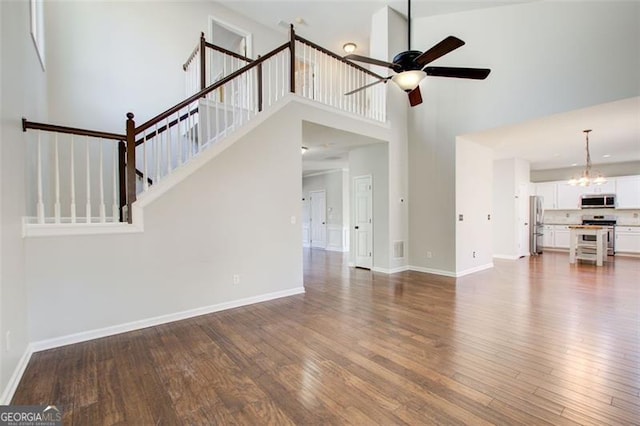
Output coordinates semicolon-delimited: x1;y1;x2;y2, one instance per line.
355;226;359;229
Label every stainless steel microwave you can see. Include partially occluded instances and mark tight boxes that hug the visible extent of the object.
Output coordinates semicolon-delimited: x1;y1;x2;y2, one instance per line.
580;194;616;209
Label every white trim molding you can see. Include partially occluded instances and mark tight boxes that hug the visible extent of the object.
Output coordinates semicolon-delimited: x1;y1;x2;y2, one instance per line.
493;254;521;260
372;265;410;274
408;265;457;278
455;263;494;277
31;287;304;352
1;344;34;404
326;225;348;252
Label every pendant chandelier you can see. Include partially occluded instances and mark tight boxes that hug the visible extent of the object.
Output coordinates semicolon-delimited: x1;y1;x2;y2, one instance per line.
568;129;606;186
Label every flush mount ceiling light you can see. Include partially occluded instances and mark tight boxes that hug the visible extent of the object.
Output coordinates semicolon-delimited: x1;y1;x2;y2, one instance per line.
301;146;308;154
343;43;357;54
568;129;607;186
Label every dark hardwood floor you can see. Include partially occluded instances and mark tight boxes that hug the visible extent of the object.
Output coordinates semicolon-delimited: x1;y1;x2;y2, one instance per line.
13;250;640;425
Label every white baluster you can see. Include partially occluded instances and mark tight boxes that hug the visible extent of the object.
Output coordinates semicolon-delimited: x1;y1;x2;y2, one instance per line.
166;117;173;173
267;60;272;107
85;136;91;223
70;136;76;223
54;133;61;223
143;130;149;191
274;54;279;103
36;131;44;224
178;110;184;166
155;124;161;182
206;93;212;147
215;97;220;143
112;142;119;222
99;140;106;223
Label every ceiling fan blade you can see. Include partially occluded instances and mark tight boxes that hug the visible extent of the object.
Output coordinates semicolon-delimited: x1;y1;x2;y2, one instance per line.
344;54;397;70
408;86;423;107
344;77;391;96
415;36;465;67
425;66;491;80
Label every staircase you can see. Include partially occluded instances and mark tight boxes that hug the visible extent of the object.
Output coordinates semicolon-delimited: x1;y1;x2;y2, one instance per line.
22;27;386;231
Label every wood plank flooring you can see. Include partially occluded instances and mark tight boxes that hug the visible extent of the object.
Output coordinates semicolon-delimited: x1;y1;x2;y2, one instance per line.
12;250;640;425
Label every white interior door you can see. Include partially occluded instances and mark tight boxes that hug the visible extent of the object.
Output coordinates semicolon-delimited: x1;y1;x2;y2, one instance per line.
354;176;373;269
310;190;326;249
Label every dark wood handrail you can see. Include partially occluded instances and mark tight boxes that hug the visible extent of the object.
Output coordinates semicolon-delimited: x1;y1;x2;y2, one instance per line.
137;42;290;134
204;42;253;63
135;108;198;147
135;168;153;186
22;118;125;141
295;35;386;80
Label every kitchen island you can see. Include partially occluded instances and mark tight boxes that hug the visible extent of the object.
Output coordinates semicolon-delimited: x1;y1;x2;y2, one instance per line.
569;225;608;266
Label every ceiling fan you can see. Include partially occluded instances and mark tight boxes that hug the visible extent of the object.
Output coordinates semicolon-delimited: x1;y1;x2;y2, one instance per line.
344;0;491;107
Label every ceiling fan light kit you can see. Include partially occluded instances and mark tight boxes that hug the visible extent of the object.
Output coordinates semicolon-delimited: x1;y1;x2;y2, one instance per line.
568;129;607;187
392;70;427;92
343;0;490;107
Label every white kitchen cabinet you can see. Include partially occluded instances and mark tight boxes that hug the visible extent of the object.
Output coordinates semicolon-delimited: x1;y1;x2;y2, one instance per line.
556;184;583;210
554;225;571;248
616;226;640;253
542;225;555;247
615;176;640;209
589;180;616;194
536;183;557;210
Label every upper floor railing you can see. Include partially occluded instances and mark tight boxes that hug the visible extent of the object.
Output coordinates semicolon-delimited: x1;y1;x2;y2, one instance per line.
22;26;387;227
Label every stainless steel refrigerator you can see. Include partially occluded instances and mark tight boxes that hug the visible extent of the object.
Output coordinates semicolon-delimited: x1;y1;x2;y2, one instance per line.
529;196;543;255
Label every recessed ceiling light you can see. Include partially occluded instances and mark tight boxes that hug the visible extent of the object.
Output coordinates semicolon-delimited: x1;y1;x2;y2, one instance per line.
571;163;578;166
603;154;611;158
343;43;357;54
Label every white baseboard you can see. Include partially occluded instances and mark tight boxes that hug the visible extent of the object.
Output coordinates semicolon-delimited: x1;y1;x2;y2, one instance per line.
1;344;34;405
493;254;521;260
31;286;305;353
455;263;494;277
325;246;348;253
407;263;494;278
372;265;410;274
408;265;457;278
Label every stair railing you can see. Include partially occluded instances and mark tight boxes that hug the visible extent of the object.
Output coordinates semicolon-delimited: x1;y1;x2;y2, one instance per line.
183;32;254;97
21;119;128;224
22;26;387;227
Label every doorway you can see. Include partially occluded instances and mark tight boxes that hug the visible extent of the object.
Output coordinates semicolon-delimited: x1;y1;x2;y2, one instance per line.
309;190;327;249
353;175;373;269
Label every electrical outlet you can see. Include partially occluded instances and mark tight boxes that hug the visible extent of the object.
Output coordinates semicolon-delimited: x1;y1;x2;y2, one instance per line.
473;251;476;258
233;274;240;284
427;251;432;259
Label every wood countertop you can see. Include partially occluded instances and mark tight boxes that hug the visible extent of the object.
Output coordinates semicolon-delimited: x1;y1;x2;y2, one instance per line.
568;225;606;230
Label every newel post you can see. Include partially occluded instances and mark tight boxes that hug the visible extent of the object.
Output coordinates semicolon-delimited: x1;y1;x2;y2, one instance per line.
289;24;296;93
125;112;136;224
200;31;206;91
257;55;263;112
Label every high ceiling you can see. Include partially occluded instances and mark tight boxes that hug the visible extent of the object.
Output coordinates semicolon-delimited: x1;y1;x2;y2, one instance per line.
222;0;530;56
464;97;640;170
219;1;638;175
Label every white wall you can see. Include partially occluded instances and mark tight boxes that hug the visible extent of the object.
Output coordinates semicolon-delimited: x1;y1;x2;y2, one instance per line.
0;0;48;401
349;143;389;270
493;158;531;259
370;6;409;271
25;103;303;342
44;1;285;132
409;1;640;275
455;138;493;274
